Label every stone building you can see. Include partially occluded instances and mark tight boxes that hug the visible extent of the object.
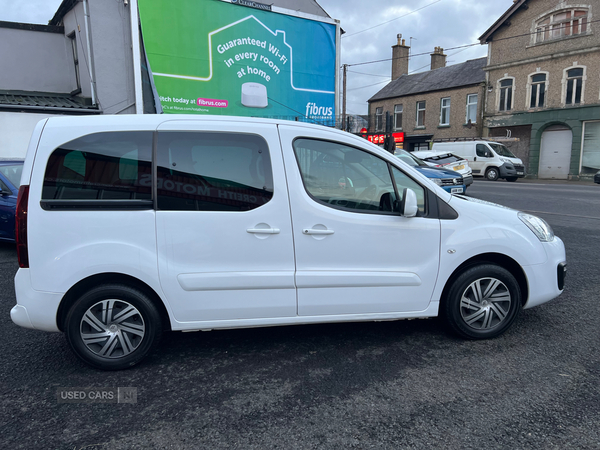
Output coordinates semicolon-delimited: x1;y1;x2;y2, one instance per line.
368;36;486;151
480;0;600;180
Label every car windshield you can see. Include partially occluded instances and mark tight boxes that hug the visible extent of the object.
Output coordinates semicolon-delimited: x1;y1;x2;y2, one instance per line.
394;150;428;167
489;144;516;158
0;164;23;187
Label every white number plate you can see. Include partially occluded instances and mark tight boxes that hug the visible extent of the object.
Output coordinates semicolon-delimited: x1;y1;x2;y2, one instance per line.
516;172;524;175
451;187;464;194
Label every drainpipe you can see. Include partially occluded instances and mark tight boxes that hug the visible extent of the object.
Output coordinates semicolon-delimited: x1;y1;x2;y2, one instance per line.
129;0;144;114
82;0;98;106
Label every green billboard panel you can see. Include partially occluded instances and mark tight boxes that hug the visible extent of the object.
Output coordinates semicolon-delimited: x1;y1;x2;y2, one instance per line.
138;0;337;122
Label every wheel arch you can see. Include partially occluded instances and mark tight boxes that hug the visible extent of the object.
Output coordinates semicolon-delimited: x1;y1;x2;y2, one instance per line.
56;273;172;332
440;253;528;307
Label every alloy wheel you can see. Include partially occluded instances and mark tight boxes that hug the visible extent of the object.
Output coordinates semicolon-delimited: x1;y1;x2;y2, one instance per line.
79;299;146;359
459;277;512;330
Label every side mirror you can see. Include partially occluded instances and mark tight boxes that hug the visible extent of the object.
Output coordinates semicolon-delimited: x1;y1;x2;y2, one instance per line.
485;151;493;158
400;188;418;217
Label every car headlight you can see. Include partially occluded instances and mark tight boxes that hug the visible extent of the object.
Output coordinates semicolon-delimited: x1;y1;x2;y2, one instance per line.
518;212;554;242
500;157;511;163
432;178;443;186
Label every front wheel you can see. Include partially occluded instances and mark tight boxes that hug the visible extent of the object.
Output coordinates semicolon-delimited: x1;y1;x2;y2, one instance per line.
65;284;163;370
505;177;518;182
442;264;521;339
485;167;500;181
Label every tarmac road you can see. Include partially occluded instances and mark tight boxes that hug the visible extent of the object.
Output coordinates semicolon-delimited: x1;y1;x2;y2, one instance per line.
0;180;599;449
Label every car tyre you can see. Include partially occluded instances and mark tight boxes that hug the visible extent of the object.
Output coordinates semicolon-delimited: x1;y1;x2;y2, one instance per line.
485;167;500;181
65;284;163;370
505;177;518;182
442;264;521;339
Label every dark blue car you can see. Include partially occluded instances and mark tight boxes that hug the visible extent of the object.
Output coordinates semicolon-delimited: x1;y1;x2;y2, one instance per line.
395;150;466;194
0;160;24;243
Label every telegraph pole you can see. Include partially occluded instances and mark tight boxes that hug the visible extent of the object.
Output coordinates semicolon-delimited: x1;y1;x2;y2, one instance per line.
342;64;347;131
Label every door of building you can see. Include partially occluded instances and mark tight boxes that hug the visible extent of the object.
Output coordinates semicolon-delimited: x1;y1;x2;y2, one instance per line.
539;126;572;179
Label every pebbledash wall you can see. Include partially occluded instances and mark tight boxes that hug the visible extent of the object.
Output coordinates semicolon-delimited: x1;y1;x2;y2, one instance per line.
480;0;600;180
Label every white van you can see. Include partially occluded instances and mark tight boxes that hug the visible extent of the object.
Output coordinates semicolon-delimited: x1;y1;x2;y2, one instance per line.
11;115;565;370
431;141;525;181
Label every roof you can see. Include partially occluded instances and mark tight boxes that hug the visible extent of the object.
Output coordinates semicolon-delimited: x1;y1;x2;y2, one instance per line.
0;90;99;113
368;57;487;103
478;0;527;43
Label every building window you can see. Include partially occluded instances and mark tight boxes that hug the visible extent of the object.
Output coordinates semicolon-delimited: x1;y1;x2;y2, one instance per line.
394;104;403;130
466;94;478;123
416;101;426;127
439;98;450;126
498;78;514;112
565;68;584;105
529;73;547;108
535;9;589;43
375;107;383;131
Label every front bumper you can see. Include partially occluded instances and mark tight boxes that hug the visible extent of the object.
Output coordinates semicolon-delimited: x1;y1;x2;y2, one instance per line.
499;163;526;179
463;175;474;187
11;269;63;332
522;236;566;309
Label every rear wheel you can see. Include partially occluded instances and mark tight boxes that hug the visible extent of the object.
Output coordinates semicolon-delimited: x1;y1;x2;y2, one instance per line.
65;284;162;370
442;264;521;339
485;167;500;181
505;177;518;182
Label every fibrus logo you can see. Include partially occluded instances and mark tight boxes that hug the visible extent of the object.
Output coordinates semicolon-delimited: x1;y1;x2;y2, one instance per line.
306;102;333;118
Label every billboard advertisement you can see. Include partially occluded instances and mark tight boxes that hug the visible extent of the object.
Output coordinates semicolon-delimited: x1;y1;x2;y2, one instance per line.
138;0;338;122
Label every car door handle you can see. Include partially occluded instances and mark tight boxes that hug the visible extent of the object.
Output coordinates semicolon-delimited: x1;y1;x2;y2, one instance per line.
303;229;334;235
246;227;280;234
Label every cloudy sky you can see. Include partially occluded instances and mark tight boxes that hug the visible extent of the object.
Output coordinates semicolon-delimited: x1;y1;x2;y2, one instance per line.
1;0;514;115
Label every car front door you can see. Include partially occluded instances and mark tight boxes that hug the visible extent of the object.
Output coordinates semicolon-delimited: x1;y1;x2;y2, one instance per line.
278;125;441;316
155;120;296;324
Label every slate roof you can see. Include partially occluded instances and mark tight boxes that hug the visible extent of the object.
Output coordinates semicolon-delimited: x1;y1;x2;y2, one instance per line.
0;90;99;113
369;57;487;102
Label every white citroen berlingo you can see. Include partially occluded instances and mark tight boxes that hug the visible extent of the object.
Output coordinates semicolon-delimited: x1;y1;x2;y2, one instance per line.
11;115;566;370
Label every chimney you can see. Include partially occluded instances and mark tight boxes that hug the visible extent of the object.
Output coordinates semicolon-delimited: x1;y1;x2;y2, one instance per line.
391;34;410;80
430;47;446;70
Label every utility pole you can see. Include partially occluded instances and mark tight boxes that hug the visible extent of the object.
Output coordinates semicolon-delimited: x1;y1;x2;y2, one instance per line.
342;64;347;131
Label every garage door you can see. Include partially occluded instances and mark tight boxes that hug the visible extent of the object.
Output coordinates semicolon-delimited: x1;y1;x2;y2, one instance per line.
539;127;572;179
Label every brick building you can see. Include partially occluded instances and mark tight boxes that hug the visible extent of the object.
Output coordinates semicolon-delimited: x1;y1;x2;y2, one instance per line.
368;36;486;151
480;0;600;180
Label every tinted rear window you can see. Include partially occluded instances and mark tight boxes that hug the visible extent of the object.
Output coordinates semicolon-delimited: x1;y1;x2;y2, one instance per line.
156;132;273;211
42;132;153;200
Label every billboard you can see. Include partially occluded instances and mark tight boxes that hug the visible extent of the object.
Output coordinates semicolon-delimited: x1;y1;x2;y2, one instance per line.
138;0;338;122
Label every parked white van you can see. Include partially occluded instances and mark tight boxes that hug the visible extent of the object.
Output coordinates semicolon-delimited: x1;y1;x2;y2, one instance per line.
12;115;565;370
431;141;525;181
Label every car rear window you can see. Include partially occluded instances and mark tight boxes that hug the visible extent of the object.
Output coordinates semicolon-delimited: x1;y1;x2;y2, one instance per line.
42;132;153;201
0;164;23;187
423;154;462;164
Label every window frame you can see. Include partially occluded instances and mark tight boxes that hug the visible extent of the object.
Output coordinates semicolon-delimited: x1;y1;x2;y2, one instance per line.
466;94;478;124
416;101;426;128
527;72;549;109
534;8;590;44
375;107;383;131
439;97;451;126
562;65;586;106
497;77;515;112
394;104;403;130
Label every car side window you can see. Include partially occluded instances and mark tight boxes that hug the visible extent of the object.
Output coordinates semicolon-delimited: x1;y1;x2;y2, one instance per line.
156;132;273;211
476;144;490;158
42;132;153;201
391;166;426;215
293;138;397;213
